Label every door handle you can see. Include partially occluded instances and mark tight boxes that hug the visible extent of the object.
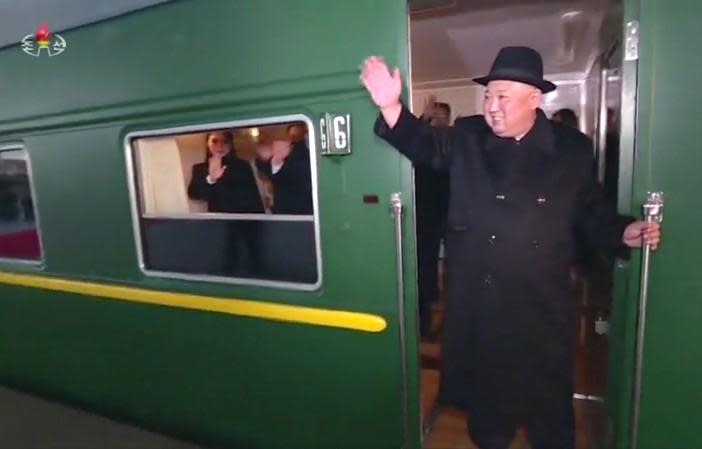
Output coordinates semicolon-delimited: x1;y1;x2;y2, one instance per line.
631;191;664;449
390;192;410;448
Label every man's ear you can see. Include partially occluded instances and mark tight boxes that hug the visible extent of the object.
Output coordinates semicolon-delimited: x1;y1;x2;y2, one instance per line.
529;89;542;110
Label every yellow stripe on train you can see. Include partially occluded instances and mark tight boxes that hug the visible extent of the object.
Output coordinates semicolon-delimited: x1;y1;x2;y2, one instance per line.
0;272;387;333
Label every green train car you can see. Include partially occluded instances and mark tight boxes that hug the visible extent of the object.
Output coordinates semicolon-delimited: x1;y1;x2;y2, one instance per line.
0;1;699;448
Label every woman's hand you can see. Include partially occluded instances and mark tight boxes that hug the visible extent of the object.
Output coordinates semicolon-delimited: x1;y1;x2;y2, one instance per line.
208;155;227;182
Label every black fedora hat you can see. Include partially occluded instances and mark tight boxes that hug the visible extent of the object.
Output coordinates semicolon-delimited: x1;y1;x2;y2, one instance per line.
473;46;556;93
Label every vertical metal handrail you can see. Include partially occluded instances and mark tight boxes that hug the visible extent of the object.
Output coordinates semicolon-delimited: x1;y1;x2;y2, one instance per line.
390;192;409;449
631;191;664;449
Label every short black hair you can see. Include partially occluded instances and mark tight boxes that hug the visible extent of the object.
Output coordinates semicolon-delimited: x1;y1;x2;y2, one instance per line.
205;131;233;144
435;102;451;116
286;123;306;133
552;108;578;128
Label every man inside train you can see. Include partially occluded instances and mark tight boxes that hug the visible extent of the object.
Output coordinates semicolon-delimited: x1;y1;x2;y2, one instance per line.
416;96;451;337
256;123;313;215
360;46;661;449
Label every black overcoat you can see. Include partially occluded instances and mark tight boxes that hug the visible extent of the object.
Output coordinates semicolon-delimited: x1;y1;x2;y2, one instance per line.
376;107;632;421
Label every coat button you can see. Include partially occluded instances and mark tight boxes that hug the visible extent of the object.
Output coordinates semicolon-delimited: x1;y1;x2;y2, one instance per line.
488;234;496;244
531;240;540;249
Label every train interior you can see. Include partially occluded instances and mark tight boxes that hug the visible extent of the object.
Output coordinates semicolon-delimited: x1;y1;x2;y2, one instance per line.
408;0;623;447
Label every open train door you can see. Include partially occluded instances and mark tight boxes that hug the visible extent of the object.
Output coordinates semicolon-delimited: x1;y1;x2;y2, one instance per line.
608;0;702;448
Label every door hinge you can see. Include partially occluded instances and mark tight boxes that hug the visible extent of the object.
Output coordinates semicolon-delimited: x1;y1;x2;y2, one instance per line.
625;20;639;61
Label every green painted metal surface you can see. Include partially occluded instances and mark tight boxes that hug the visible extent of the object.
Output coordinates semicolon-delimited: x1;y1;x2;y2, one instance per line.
609;2;702;448
606;0;640;447
631;1;702;448
0;1;420;448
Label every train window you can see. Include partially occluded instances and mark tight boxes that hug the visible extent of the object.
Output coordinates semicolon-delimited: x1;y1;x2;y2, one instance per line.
0;146;42;263
126;116;320;289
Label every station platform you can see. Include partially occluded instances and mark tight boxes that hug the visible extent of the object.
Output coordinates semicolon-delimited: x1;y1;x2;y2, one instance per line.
0;386;205;449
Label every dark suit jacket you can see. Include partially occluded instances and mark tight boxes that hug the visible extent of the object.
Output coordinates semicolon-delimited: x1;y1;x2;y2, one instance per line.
257;142;313;215
188;153;264;213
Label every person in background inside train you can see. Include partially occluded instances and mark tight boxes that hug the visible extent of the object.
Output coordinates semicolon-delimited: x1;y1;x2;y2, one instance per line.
256;123;313;215
416;95;451;337
551;107;579;129
188;131;264;276
551;108;597;274
360;47;661;449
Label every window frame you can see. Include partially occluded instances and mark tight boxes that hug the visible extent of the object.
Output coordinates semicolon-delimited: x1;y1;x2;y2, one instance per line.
124;114;323;290
0;143;45;266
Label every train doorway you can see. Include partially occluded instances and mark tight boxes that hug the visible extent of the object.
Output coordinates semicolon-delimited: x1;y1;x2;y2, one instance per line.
407;1;625;447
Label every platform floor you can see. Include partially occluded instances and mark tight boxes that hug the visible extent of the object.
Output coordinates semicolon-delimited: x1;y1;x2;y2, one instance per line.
420;363;607;449
0;386;205;449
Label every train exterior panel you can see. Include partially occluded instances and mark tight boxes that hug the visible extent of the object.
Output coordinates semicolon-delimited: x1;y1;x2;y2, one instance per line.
0;2;420;448
612;0;702;448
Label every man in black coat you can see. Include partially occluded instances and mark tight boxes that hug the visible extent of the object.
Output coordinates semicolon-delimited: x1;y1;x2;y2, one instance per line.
256;124;313;215
361;47;661;449
416;98;451;336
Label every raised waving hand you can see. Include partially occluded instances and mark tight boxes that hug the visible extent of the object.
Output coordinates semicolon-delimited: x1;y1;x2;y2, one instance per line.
360;56;403;128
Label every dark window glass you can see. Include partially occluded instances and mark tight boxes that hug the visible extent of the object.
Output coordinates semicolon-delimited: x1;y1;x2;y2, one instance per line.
0;149;41;261
130;120;318;286
140;218;317;283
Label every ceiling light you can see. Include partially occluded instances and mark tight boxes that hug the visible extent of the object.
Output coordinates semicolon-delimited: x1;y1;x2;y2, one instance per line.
561;10;583;20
